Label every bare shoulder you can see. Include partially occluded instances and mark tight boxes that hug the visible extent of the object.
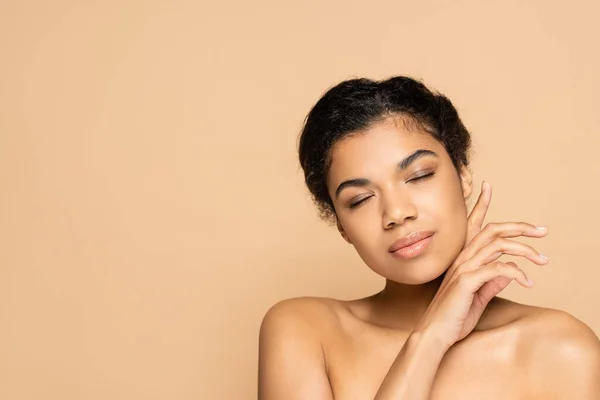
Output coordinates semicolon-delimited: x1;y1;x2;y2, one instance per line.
513;303;600;398
258;297;342;399
258;296;342;356
515;304;600;360
259;296;342;335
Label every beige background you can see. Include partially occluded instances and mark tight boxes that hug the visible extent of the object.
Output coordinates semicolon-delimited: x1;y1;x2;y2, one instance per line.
1;1;598;399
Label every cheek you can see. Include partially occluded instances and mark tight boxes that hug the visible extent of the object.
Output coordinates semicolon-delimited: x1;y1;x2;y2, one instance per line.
418;178;466;219
417;177;468;234
436;184;469;253
344;215;379;246
337;212;383;259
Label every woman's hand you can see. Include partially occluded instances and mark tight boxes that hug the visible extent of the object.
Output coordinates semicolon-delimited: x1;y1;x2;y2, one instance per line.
415;181;550;350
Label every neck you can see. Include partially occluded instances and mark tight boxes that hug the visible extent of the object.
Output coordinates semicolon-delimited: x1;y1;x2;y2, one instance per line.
368;272;446;332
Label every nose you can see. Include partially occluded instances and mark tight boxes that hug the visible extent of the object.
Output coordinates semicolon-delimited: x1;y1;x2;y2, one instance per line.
381;187;418;229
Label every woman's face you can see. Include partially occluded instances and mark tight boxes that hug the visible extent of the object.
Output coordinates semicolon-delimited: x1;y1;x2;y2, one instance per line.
327;117;473;284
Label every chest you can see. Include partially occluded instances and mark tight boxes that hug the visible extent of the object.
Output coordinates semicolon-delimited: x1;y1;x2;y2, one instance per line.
323;327;527;400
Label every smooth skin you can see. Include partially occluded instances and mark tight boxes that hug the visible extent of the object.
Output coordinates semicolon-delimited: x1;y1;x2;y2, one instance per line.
258;117;600;399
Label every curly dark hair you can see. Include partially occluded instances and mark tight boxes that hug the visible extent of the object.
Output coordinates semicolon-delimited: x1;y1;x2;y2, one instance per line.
297;75;473;225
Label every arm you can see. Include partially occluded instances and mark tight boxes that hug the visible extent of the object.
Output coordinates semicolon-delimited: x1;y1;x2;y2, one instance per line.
257;298;449;400
373;329;449;400
258;299;334;400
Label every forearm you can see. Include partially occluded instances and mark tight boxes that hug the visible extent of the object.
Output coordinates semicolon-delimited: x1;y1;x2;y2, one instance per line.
374;329;449;400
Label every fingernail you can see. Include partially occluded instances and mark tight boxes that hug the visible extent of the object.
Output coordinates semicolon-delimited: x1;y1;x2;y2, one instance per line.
539;253;549;260
536;226;548;231
482;181;488;191
527;277;535;286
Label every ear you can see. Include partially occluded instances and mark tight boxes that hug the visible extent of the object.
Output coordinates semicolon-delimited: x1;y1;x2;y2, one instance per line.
336;218;353;244
459;165;473;200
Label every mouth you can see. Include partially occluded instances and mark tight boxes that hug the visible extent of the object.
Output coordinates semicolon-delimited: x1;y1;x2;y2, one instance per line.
388;231;435;260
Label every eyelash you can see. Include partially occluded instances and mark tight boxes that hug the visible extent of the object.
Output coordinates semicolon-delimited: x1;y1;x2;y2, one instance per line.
348;172;436;209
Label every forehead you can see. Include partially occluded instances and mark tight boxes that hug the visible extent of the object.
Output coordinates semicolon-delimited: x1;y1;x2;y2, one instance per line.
327;119;448;183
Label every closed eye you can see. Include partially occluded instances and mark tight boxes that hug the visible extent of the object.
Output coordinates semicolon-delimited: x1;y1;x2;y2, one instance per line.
349;196;372;209
409;172;435;182
348;172;435;209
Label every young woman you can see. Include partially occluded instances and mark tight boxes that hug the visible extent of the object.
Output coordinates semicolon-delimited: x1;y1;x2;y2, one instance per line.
258;76;600;399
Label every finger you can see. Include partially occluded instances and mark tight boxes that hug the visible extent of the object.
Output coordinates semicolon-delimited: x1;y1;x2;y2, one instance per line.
463;237;549;271
476;262;523;302
465;181;492;243
461;261;533;291
458;222;548;264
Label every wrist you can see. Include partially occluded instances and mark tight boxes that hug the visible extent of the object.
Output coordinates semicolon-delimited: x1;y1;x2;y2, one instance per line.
409;327;451;356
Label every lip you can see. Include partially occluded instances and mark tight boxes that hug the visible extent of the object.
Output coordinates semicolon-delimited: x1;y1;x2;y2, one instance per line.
388;231;435;253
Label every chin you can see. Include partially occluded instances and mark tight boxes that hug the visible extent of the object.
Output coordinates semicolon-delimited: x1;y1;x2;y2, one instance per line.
389;268;447;285
364;258;448;285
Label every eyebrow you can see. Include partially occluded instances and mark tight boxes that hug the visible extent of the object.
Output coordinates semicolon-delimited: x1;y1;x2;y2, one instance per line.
334;149;439;199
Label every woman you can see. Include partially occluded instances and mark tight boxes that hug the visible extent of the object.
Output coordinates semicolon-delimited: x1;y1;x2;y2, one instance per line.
258;76;600;399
